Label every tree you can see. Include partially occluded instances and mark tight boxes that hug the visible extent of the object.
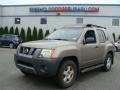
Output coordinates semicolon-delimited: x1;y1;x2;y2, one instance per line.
15;27;19;35
32;26;37;40
26;27;32;41
4;26;9;34
38;28;43;40
45;30;50;37
112;32;116;41
9;26;14;34
0;27;4;35
20;27;25;42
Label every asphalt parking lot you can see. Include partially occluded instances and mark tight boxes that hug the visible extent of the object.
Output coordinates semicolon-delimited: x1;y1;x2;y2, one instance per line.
0;48;120;90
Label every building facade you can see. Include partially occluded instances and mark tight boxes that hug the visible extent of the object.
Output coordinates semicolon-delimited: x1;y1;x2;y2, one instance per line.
0;4;120;38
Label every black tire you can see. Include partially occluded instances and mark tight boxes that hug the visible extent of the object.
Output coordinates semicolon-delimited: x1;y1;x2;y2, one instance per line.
9;43;14;49
115;46;118;52
102;53;113;72
56;60;77;89
0;42;2;47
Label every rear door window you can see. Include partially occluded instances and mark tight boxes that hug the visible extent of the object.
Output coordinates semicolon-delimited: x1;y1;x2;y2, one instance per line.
2;35;8;40
97;29;106;43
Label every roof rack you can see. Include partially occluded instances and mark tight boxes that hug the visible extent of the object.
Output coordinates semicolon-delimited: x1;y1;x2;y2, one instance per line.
86;24;106;29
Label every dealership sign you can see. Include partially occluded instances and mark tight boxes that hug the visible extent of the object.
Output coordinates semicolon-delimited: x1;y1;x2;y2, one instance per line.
29;6;99;12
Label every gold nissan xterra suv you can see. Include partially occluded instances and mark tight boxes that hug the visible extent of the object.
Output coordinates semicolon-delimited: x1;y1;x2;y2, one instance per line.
14;24;115;88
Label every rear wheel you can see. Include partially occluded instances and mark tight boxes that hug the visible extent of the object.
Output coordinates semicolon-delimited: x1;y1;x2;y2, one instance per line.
56;60;77;88
102;53;112;72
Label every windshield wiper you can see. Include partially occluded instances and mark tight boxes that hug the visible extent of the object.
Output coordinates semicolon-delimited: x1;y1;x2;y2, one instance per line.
53;39;69;41
44;38;69;41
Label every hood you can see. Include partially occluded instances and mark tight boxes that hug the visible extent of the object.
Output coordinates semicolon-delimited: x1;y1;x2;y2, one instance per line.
21;40;76;49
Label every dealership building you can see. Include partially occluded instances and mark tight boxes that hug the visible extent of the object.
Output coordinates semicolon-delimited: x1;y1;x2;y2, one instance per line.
0;4;120;38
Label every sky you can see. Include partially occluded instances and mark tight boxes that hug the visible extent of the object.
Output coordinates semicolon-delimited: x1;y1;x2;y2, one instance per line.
0;0;120;5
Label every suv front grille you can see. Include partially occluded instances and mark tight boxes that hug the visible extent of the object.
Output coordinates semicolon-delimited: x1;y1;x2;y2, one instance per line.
20;46;36;55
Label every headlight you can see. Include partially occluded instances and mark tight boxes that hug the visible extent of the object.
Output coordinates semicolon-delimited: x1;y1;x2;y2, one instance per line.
39;49;55;58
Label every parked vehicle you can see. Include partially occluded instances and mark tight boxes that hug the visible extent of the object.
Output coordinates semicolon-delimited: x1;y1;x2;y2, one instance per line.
0;34;22;48
14;24;115;88
115;40;120;51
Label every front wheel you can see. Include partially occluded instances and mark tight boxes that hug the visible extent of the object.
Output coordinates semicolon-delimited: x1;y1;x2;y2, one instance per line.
102;53;113;72
56;60;77;88
115;46;118;52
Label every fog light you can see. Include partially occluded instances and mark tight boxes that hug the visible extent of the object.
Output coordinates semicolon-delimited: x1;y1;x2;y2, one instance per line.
40;65;47;73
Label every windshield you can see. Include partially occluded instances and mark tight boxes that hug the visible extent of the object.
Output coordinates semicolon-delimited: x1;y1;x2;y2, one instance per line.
45;28;83;41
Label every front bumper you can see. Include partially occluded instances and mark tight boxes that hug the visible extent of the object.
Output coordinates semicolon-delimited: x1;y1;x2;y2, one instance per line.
14;53;61;77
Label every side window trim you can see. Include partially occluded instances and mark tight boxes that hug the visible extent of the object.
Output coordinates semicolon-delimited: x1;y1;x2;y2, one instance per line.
97;29;106;43
101;30;107;41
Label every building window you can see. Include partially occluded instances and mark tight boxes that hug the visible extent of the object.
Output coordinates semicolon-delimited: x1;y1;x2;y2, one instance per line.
76;18;83;24
15;18;21;24
112;19;119;26
40;18;47;24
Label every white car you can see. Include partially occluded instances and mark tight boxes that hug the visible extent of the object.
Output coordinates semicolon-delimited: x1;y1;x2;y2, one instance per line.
115;40;120;51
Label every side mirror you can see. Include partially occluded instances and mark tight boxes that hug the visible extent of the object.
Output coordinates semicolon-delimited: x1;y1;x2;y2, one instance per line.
85;37;95;44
